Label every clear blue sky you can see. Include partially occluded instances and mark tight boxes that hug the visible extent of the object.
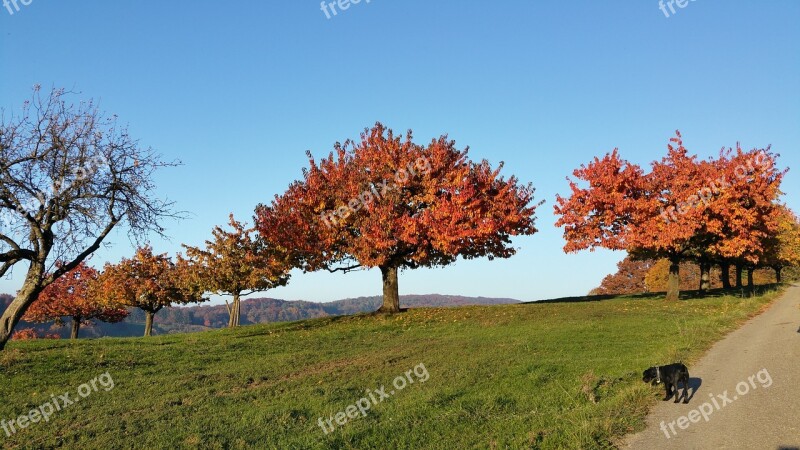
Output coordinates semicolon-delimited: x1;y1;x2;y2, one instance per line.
1;1;798;304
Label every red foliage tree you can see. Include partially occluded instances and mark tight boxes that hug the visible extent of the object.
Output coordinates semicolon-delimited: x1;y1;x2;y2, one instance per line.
23;262;128;339
256;123;540;313
97;246;206;336
590;256;655;296
700;145;785;289
556;132;784;301
11;328;39;341
11;328;60;340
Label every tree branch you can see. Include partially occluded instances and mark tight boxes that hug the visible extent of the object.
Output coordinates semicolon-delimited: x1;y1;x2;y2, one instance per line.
326;264;362;274
44;216;121;285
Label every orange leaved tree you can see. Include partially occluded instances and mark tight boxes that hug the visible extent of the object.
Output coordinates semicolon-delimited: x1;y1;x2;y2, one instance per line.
762;206;800;282
555;132;784;301
700;145;785;285
256;123;540;313
23;262;128;339
590;256;656;296
183;214;291;327
97;246;206;336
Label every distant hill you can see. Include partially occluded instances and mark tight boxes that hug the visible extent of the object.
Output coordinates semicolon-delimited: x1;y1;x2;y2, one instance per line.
1;293;519;338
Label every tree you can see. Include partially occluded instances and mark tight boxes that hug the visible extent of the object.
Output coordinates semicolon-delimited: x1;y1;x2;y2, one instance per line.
0;87;177;350
256;123;540;313
23;262;128;339
97;246;206;336
644;259;724;293
11;328;59;341
761;206;800;282
555;132;784;301
590;256;655;295
700;145;785;287
183;214;291;327
553;138;697;301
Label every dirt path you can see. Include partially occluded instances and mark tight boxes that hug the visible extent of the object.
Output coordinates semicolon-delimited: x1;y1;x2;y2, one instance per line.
623;284;800;450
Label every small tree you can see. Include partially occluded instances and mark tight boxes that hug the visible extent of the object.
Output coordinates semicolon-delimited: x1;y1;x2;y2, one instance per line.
762;206;800;283
256;123;540;313
23;262;128;339
590;256;655;296
183;214;291;328
98;246;205;336
0;86;177;350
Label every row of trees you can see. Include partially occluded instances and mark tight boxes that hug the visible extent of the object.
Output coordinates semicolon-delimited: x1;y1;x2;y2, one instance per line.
4;87;793;346
21;215;294;338
2;85;537;346
0;87;176;350
590;255;798;297
555;132;797;300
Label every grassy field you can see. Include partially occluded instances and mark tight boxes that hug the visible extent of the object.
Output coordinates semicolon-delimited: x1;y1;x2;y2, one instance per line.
0;286;784;449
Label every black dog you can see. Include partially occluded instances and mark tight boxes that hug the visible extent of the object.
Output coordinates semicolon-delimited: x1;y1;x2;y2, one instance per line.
642;363;690;403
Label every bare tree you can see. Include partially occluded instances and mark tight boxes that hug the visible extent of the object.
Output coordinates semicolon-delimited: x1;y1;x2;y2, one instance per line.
0;86;178;350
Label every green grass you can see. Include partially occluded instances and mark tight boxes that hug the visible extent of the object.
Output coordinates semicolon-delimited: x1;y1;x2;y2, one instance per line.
0;286;785;449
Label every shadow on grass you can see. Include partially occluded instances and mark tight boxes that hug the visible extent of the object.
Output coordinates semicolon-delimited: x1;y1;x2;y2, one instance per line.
522;284;783;305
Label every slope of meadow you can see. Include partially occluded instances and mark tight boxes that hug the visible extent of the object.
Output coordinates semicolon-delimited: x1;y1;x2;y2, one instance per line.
0;287;783;449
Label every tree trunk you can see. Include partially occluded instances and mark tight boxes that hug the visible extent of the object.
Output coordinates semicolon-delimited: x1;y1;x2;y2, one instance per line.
699;261;711;293
666;258;681;301
0;264;45;351
70;318;81;340
144;311;156;337
775;267;782;283
735;264;743;288
747;267;754;289
720;263;732;289
228;293;241;328
377;266;401;313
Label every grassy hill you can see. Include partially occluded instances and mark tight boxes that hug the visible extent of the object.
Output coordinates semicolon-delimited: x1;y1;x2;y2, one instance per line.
0;287;783;449
2;294;520;338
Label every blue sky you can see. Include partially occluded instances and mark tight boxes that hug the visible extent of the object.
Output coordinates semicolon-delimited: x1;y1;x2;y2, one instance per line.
1;0;798;304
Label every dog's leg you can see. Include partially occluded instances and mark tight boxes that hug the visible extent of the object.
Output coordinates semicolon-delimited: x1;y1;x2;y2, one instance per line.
682;373;690;403
673;379;681;403
663;383;673;401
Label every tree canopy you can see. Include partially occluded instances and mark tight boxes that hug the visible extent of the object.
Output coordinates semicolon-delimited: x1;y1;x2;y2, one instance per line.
256;122;540;312
556;132;785;300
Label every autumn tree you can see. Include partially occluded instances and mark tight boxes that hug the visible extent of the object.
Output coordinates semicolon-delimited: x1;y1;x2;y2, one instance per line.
183;214;291;328
644;259;726;293
23;262;128;339
256;123;540;313
0;87;177;350
555;132;784;301
761;206;800;282
590;256;655;296
97;246;205;336
11;328;59;341
699;145;785;289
